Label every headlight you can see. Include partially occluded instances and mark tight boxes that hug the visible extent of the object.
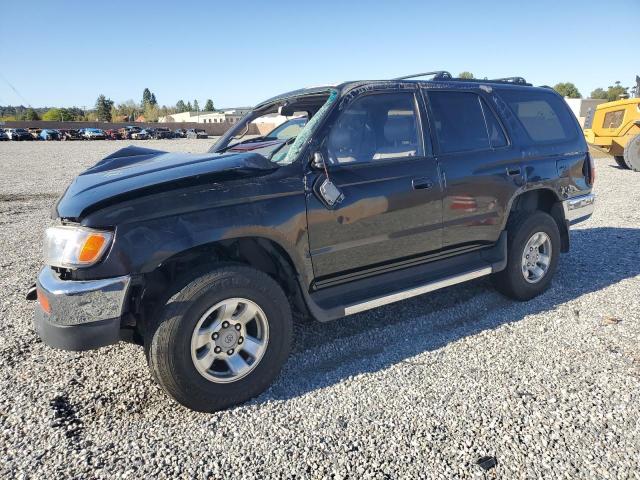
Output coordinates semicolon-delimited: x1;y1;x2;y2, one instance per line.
44;226;113;269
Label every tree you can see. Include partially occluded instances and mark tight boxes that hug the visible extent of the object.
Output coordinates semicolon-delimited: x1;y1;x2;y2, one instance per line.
606;81;628;101
186;101;193;111
24;108;40;121
458;71;474;79
95;94;114;122
143;103;160;122
42;108;74;121
114;100;140;121
176;100;187;113
142;88;152;106
590;88;607;99
553;82;581;99
193;100;199;112
204;99;214;111
150;93;157;106
66;107;86;120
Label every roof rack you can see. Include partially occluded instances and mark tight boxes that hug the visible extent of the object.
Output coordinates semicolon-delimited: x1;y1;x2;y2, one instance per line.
394;71;453;81
392;71;532;86
487;77;529;85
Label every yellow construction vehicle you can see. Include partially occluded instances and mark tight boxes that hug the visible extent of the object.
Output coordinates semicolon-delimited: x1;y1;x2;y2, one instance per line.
583;94;640;171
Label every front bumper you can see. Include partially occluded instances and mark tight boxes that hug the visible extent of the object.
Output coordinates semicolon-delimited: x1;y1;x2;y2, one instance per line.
33;268;130;351
562;193;595;225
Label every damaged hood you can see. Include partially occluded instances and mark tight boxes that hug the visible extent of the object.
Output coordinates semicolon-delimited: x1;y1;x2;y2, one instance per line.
55;145;278;220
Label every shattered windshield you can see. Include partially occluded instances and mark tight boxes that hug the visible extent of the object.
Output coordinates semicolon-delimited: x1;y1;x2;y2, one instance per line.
209;89;338;165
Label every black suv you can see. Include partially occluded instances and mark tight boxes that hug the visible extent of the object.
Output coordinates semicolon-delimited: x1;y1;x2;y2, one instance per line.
29;72;595;412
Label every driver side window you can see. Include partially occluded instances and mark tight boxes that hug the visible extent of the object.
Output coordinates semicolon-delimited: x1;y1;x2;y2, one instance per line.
326;92;423;165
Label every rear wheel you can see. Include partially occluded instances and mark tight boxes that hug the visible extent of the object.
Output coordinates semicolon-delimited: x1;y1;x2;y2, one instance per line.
493;211;560;301
146;265;293;412
623;134;640;172
614;155;629;169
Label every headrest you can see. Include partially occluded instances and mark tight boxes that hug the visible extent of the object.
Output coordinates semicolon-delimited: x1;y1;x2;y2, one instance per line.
384;117;414;144
328;128;352;152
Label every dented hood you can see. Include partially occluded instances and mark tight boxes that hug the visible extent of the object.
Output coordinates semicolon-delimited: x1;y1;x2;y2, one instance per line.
55;145;278;220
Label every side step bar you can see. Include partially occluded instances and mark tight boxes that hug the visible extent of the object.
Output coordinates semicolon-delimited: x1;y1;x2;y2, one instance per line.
343;267;492;316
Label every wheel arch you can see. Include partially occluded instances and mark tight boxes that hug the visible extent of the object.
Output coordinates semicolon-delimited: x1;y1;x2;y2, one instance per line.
503;188;569;253
132;235;312;343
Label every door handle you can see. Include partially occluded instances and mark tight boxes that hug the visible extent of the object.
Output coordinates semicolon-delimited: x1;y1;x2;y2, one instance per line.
412;177;433;190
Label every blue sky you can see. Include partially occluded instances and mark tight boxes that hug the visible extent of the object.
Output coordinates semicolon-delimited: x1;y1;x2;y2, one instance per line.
1;0;637;109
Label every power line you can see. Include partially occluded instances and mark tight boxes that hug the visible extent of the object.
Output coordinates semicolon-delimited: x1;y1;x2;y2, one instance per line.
0;72;32;107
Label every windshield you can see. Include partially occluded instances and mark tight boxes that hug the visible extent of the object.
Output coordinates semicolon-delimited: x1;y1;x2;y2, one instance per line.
208;89;337;165
264;117;308;140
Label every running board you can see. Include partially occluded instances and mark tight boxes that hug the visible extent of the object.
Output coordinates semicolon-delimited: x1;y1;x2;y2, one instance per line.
343;266;492;316
302;232;507;322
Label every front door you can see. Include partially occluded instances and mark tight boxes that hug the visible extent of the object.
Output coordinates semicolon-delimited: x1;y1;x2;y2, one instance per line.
305;89;443;281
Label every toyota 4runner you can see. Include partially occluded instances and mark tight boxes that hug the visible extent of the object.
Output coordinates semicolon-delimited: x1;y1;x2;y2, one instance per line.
28;71;595;412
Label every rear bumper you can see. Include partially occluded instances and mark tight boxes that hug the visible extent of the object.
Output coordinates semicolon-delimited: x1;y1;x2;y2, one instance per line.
33;268;130;351
562;193;595;225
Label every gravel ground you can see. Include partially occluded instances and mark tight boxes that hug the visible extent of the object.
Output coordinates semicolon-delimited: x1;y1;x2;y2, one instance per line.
0;140;639;479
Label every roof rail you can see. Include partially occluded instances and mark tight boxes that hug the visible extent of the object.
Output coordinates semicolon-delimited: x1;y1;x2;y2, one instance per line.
488;77;528;85
394;71;453;81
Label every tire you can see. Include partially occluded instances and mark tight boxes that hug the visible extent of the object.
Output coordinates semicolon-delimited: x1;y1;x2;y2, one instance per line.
493;211;560;301
623;134;640;172
614;155;629;169
146;264;293;412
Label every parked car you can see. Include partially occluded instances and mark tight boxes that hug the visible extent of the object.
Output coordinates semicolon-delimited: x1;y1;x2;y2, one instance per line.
228;117;307;152
0;129;9;141
186;128;207;139
131;129;150;140
29;72;595;413
59;129;83;141
28;128;42;140
104;129;122;140
6;128;32;140
39;129;61;141
174;128;187;138
152;127;173;139
118;126;141;140
82;128;106;140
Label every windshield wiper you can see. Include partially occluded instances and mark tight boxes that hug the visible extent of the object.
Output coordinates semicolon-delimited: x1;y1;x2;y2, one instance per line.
268;136;296;161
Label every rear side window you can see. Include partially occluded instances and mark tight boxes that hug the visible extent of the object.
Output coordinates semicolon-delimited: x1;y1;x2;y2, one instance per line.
427;91;507;153
499;89;576;142
483;101;508;148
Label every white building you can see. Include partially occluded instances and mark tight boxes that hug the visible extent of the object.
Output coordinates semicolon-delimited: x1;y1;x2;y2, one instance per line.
159;107;252;124
564;98;607;127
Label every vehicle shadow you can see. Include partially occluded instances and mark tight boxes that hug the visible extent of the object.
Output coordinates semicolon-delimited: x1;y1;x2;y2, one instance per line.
259;226;640;403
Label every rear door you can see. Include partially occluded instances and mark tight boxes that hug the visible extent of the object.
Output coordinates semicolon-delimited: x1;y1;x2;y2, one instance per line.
422;88;522;249
305;88;443;281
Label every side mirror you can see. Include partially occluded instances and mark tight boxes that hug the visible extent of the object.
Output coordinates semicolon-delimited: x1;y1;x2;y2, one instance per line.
311;151;326;170
310;150;344;207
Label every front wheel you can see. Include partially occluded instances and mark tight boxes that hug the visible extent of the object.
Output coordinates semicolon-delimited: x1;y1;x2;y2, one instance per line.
623;134;640;172
614;156;629;169
493;211;560;301
146;265;293;412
